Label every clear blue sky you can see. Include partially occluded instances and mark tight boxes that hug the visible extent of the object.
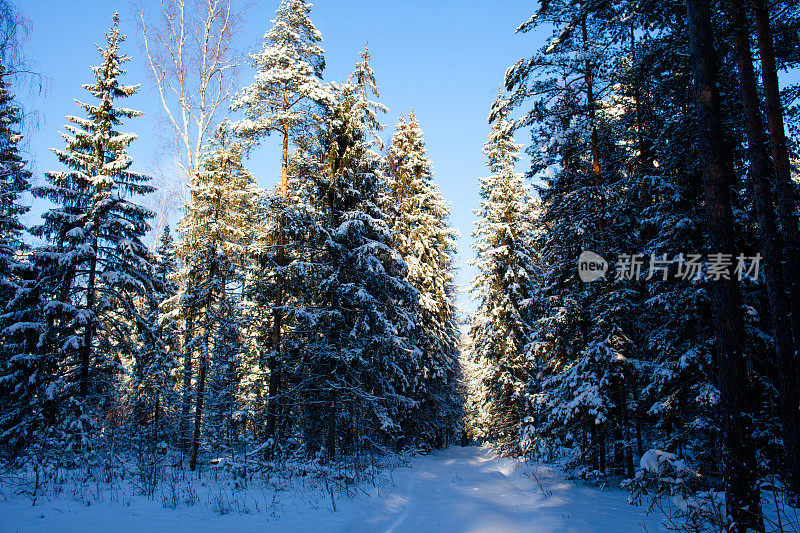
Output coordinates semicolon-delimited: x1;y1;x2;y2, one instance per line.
14;0;545;315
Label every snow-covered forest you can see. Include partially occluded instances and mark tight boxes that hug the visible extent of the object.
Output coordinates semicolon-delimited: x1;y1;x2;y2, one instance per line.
0;0;799;531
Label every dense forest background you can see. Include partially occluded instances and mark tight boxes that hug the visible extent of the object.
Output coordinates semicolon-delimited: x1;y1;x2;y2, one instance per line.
0;1;800;531
466;1;800;530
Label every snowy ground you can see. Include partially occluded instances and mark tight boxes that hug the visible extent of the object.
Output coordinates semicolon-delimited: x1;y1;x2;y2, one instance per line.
0;446;667;532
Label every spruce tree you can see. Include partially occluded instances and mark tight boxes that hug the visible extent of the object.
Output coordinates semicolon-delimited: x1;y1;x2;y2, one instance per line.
285;56;417;458
383;112;461;448
0;66;36;458
169;124;261;470
469;113;538;456
0;65;30;307
0;65;35;458
686;1;762;526
128;225;179;449
606;2;715;478
492;4;783;522
501;2;685;477
22;13;156;462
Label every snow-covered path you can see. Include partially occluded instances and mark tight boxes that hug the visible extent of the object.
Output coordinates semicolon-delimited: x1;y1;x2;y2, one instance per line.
302;446;666;532
1;446;666;532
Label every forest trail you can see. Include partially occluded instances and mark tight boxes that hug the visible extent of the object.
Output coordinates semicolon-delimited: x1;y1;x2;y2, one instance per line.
1;446;667;532
312;445;666;532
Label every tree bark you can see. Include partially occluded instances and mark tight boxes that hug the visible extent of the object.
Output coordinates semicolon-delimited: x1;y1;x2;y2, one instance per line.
327;396;337;461
266;124;290;444
686;1;762;529
180;304;195;458
189;352;206;471
730;0;800;503
79;246;97;399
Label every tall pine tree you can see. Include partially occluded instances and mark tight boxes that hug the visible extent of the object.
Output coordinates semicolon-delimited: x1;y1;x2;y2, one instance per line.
469;112;538;456
8;13;156;462
169;124;261;470
0;65;29;307
231;0;331;441
383;111;461;448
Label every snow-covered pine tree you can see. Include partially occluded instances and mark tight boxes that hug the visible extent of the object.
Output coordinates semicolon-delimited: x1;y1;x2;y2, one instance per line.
169;124;261;470
0;64;37;459
16;13;156;463
128;226;179;450
613;1;742;482
597;1;761;486
231;0;330;165
500;2;645;475
468;111;538;456
0;262;48;461
231;0;331;442
462;333;491;444
284;53;417;459
349;44;385;146
147;225;180;430
0;64;30;307
747;0;800;502
238;189;279;447
154;226;177;297
124;224;180;488
383;111;462;448
497;3;778;501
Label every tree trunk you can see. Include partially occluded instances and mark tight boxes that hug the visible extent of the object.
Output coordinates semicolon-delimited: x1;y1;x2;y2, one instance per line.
635;412;643;460
730;0;800;503
80;244;98;399
154;393;160;445
327;396;337;462
752;0;800;501
189;352;207;471
630;24;651;170
581;20;601;188
752;0;800;287
581;21;615;477
266;243;283;442
266;124;291;443
281;121;289;197
581;17;604;239
191;261;216;471
686;2;763;529
613;380;624;474
621;379;634;478
598;427;606;475
181;306;195;458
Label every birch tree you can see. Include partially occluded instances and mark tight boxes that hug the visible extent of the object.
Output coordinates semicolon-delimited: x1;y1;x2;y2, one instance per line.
140;0;242;454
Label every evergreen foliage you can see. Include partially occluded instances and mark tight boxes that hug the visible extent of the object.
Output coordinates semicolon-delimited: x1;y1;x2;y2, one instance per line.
468;113;538;456
1;13;155;464
383;111;462;448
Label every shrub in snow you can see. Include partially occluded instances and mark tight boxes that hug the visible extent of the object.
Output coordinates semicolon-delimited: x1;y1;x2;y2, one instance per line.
625;449;729;531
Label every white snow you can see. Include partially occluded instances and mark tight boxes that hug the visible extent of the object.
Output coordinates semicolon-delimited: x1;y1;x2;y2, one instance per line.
0;446;666;532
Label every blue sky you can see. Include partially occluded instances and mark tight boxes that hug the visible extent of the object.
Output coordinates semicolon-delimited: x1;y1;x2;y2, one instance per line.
14;0;545;315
